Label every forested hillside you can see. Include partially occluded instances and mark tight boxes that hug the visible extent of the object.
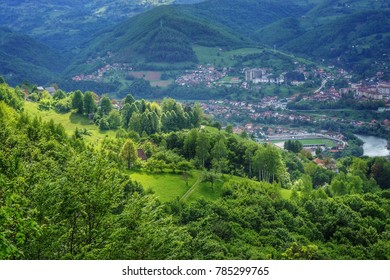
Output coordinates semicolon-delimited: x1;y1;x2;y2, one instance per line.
66;5;249;76
1;80;390;260
0;27;64;85
0;0;203;51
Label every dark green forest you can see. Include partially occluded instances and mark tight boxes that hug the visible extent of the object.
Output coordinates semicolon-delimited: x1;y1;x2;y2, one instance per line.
1;81;390;260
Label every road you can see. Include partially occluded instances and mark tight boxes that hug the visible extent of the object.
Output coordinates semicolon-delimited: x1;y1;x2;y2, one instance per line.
314;79;328;93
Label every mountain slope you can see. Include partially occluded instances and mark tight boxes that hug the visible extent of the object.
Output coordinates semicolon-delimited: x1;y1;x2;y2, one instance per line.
271;10;390;76
0;0;205;52
67;5;250;73
0;27;65;85
189;0;312;37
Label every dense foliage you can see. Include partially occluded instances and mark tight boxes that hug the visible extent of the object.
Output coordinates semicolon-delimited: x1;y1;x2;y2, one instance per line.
1;82;390;259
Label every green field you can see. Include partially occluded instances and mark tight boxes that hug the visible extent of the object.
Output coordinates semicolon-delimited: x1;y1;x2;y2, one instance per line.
272;138;336;148
280;188;293;200
129;171;197;202
24;102;116;145
298;138;336;147
129;171;257;203
128;71;173;88
129;170;227;203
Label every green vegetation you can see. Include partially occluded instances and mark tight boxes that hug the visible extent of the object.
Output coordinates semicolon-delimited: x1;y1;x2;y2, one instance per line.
24;102;116;144
68;4;249;76
298;138;335;147
1;82;390;260
0;27;65;85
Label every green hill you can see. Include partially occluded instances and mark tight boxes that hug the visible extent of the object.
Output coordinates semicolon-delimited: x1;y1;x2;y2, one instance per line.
0;0;202;52
190;0;312;36
280;10;390;76
68;5;249;74
252;1;390;76
0;27;65;85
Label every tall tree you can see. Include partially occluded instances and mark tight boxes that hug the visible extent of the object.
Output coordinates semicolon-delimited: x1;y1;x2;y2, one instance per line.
253;144;283;183
83;91;97;115
121;139;138;169
107;110;122;130
100;95;113;116
71;90;84;114
211;137;229;173
128;112;142;134
183;128;199;159
124;93;135;105
196;132;210;168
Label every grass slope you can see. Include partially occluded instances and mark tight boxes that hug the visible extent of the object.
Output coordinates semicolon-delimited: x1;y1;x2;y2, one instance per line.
24;102;116;144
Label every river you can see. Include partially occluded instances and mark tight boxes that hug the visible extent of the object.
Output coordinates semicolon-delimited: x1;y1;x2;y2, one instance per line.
355;134;390;157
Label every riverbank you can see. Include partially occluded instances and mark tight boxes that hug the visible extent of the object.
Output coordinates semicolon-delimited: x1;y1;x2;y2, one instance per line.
355;134;390;157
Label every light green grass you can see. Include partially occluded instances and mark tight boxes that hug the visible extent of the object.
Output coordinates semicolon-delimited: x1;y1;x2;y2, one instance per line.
280;189;293;200
271;138;336;148
186;180;223;203
298;138;335;147
129;171;199;203
24;102;116;145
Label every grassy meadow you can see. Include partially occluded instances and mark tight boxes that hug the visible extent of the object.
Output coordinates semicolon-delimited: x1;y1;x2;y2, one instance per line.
24;102;116;145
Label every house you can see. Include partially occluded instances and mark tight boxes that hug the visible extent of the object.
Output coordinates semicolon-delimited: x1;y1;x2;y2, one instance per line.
313;158;325;168
137;149;148;161
45;87;56;95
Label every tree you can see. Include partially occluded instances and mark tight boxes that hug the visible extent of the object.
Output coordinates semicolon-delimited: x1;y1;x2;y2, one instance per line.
183;128;198;159
99;117;110;131
225;124;233;134
202;170;221;190
71;90;84;113
253;144;284;183
124;94;135;105
83;91;97;115
196;132;211;168
284;140;303;153
211;137;229;173
240;130;249;139
129;112;142;134
179;161;193;187
107;110;122;130
191;103;203;128
53;89;67;100
100;95;113;116
122;103;139;129
121;139;138;169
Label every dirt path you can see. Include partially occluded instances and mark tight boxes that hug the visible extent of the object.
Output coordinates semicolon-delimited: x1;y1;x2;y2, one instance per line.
180;177;201;201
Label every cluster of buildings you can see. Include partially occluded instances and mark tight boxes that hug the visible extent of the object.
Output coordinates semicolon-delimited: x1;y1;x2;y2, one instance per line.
353;82;390;102
244;68;285;84
72;63;133;82
175;65;228;87
200;99;313;125
302;87;343;102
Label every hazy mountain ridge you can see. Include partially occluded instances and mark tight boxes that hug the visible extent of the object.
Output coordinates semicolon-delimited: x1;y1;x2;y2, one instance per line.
0;27;64;85
0;0;203;51
1;0;389;86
